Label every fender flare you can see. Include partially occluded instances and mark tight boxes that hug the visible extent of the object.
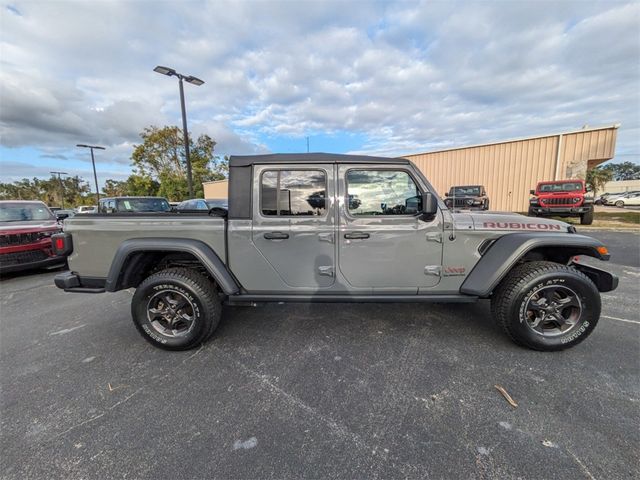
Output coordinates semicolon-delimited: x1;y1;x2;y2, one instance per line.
460;233;609;297
105;238;240;295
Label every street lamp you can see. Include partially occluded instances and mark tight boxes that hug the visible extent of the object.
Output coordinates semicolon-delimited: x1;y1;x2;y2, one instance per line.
76;144;105;204
153;65;205;197
50;171;68;209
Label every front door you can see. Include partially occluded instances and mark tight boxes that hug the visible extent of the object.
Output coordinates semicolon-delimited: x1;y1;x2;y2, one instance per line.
338;165;443;291
251;164;335;289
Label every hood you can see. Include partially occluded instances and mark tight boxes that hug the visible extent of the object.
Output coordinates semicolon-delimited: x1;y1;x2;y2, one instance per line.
453;211;571;233
0;220;59;233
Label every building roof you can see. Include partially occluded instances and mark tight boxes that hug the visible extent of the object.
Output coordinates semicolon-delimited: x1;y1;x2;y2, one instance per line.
229;152;409;167
406;123;621;157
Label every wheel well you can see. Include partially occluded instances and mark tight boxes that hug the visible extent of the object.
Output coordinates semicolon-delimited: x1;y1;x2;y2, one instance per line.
116;251;215;290
520;246;599;265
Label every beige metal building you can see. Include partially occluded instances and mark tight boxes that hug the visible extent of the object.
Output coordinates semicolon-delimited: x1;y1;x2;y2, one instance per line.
202;179;229;199
406;124;619;211
205;124;619;212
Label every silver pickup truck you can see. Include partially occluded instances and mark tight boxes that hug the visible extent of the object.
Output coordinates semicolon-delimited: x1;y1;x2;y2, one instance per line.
53;153;617;351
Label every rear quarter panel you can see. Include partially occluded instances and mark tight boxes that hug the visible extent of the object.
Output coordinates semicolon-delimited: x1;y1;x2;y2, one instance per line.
65;215;226;278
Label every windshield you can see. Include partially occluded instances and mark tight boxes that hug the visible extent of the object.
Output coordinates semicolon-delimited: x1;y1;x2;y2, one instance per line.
0;202;55;222
450;186;481;196
538;182;583;192
116;198;171;212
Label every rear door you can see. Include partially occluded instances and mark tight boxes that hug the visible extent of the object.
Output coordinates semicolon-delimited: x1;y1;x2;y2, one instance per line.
338;165;443;291
251;164;335;289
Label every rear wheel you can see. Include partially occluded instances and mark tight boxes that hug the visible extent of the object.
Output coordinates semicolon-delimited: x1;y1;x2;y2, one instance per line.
491;261;600;351
580;208;594;225
131;267;221;350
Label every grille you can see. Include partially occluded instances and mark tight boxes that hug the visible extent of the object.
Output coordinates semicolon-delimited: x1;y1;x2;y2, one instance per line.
0;232;42;247
0;249;49;267
452;198;474;207
541;197;577;206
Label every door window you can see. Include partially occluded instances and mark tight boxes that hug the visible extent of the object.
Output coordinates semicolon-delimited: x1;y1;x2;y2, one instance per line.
346;170;422;216
261;170;326;216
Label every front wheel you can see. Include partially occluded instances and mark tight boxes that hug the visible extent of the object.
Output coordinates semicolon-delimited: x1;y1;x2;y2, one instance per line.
131;267;221;350
580;208;594;225
615;200;624;208
491;261;600;351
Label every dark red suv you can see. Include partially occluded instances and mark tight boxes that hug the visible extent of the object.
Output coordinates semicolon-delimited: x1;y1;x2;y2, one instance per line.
528;179;594;225
0;201;66;274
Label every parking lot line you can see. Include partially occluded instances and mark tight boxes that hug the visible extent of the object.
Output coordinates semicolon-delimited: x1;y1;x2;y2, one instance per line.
602;315;640;325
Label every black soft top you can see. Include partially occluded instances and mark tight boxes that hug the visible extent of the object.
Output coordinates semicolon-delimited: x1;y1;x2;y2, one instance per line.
229;152;409;167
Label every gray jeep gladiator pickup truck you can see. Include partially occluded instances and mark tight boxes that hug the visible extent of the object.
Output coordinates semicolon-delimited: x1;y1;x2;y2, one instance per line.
52;153;617;351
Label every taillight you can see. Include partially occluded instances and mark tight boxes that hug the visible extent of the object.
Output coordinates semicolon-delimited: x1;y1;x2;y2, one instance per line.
51;233;73;256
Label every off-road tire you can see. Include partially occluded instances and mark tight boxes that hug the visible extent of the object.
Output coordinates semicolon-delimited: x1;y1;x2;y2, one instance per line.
580;208;594;225
615;200;624;208
491;261;600;351
527;206;538;217
484;200;490;211
131;267;221;350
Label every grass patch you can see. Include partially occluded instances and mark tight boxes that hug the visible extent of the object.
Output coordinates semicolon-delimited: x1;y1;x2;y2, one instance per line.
559;211;639;226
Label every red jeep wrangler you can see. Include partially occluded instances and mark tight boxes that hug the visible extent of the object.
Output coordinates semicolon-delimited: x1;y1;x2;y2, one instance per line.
0;200;66;274
528;179;594;225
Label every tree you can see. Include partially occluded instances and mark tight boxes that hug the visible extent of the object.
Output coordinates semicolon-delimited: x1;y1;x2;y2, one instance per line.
130;126;224;200
102;179;127;197
602;161;640;181
586;166;613;195
0;175;92;206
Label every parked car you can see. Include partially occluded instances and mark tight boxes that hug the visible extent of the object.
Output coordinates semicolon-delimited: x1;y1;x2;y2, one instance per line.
612;192;640;207
0;200;66;274
603;191;640;206
98;197;171;213
53;153;616;352
75;205;97;213
176;198;229;211
528;179;593;225
54;209;75;222
594;192;613;205
444;185;489;210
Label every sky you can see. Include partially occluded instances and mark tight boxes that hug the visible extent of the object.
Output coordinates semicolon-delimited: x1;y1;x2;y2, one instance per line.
1;0;639;186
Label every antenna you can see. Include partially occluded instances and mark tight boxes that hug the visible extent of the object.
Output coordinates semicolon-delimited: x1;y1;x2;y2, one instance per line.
306;136;309;153
449;186;456;240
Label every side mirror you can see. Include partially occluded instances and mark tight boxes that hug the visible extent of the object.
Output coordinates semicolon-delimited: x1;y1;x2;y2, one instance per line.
56;213;69;221
444;192;449;197
422;192;438;215
529;189;535;195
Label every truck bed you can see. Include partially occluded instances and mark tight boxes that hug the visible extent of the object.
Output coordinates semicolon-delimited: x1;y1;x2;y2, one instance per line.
65;213;226;278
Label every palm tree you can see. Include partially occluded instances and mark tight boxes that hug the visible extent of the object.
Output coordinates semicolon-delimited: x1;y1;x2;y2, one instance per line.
586;167;613;196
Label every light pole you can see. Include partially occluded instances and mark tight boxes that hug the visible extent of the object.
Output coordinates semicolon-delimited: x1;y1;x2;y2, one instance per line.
153;65;205;198
76;144;105;204
50;171;68;209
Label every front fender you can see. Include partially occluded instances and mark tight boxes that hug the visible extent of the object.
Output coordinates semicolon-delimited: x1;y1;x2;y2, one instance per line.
460;233;609;297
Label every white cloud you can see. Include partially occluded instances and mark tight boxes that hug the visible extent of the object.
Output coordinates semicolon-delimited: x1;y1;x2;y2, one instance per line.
1;0;638;183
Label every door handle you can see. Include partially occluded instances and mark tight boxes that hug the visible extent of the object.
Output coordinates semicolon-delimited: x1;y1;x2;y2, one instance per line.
264;232;289;240
344;232;370;239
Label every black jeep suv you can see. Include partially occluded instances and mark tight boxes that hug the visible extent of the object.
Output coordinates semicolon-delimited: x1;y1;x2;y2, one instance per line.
444;185;489;210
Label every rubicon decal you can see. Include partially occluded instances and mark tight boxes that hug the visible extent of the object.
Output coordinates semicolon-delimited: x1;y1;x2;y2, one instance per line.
482;222;562;230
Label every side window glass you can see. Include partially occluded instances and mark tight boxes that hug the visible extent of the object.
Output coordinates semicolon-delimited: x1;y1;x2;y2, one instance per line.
261;170;326;216
346;170;422;216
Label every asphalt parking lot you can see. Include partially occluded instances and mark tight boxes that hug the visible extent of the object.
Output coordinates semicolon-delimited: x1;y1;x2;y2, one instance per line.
1;230;639;479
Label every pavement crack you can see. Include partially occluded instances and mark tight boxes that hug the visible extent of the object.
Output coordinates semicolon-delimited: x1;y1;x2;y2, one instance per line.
52;388;143;439
212;345;417;478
